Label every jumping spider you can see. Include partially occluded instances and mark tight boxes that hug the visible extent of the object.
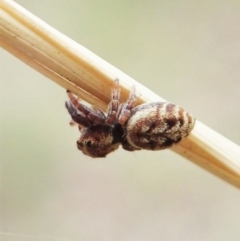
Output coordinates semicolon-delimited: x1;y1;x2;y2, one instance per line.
65;79;195;158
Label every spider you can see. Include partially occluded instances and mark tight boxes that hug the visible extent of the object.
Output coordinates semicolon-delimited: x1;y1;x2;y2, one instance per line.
65;79;195;158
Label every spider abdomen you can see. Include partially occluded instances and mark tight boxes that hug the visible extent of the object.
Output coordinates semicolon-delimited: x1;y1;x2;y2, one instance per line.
125;102;195;150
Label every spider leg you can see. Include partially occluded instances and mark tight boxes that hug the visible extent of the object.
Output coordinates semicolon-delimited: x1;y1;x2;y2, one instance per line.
105;79;121;125
118;85;137;125
92;106;106;119
67;91;106;124
65;100;91;127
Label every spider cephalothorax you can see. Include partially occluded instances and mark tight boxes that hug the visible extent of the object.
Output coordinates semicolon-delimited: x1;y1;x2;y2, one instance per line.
65;79;195;158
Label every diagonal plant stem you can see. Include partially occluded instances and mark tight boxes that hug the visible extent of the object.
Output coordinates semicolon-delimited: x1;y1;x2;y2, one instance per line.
1;0;240;188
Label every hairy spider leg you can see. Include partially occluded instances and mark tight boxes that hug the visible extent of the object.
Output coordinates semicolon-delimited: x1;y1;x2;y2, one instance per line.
118;85;137;125
65;94;82;126
92;106;106;119
67;91;106;124
105;79;121;125
65;100;91;127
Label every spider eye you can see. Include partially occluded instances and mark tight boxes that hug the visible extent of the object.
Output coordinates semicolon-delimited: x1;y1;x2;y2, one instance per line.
86;140;92;146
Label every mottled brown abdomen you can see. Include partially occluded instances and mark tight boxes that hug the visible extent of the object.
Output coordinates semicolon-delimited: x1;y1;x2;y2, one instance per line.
125;102;195;150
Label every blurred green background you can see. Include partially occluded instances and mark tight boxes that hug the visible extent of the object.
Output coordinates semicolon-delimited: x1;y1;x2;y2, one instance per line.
1;0;240;240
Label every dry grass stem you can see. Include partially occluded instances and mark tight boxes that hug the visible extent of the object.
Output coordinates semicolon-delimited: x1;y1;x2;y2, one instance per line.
1;0;240;188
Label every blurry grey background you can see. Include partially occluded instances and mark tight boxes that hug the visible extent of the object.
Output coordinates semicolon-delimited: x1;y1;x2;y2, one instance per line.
1;0;240;241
